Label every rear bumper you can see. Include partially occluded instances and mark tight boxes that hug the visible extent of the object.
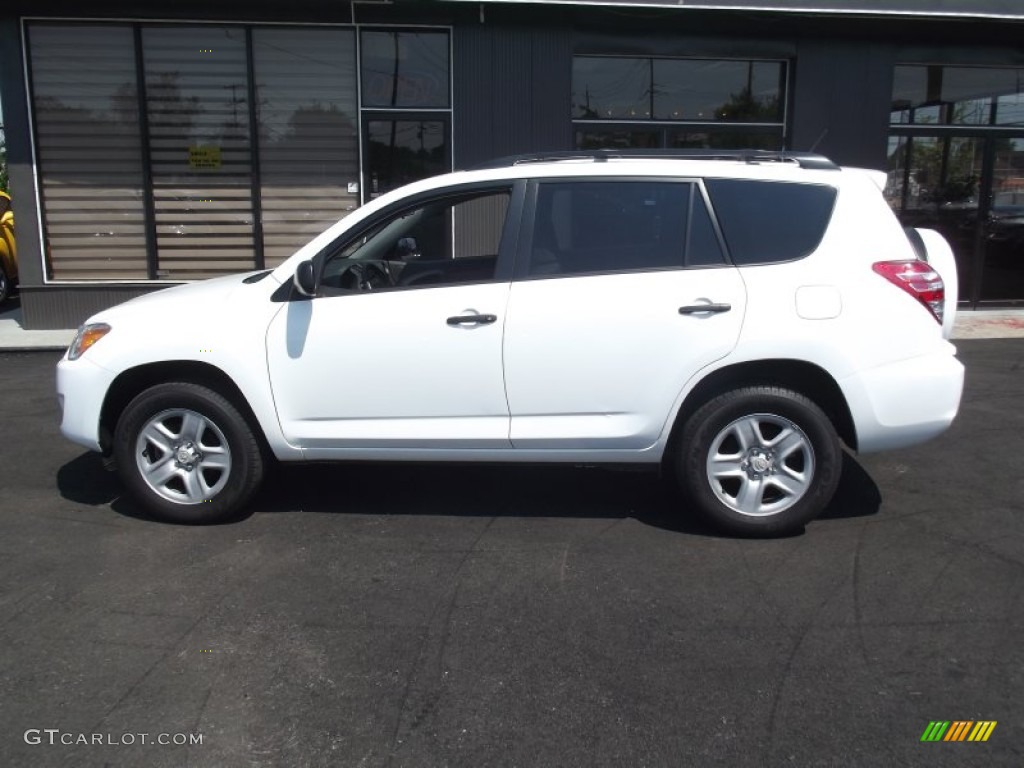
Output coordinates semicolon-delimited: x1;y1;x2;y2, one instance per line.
842;345;964;453
56;354;116;453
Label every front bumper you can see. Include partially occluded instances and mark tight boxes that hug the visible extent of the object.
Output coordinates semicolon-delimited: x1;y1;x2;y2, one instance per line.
841;344;965;453
56;354;117;453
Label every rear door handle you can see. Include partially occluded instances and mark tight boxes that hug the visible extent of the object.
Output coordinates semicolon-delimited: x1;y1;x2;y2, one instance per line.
679;303;732;315
447;313;497;326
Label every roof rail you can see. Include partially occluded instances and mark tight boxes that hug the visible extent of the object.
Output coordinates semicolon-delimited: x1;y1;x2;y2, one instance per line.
471;149;840;171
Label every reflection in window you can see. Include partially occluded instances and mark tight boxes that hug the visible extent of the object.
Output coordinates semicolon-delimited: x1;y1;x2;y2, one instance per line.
984;137;1024;301
361;31;450;108
886;133;1024;302
573;56;785;123
253;29;358;266
654;60;783;122
366;120;446;199
143;26;256;279
576;127;782;151
572;55;787;151
28;24;150;280
575;128;661;149
891;65;1024;126
668;131;782;150
572;57;650;119
885;134;983;301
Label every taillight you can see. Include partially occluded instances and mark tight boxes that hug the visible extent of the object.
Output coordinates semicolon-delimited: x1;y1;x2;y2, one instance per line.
872;260;945;325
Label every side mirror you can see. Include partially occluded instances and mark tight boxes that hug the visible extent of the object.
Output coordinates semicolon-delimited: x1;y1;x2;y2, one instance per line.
293;260;317;297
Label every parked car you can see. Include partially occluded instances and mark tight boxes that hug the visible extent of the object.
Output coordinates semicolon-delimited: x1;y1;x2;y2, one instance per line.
0;190;17;304
56;150;964;536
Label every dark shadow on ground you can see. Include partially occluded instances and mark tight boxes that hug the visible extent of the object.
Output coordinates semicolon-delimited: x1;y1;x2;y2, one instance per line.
60;447;880;537
56;452;121;506
252;461;720;535
818;451;883;520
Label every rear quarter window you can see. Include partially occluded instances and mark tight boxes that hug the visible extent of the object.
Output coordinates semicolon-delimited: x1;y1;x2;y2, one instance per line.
705;179;837;265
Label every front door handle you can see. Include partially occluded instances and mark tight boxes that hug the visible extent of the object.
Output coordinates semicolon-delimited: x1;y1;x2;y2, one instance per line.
679;303;732;315
447;313;497;326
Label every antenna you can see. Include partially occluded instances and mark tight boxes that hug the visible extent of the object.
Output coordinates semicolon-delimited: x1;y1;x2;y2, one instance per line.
809;128;829;153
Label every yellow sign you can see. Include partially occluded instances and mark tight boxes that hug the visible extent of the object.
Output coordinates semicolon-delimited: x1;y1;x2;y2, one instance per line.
188;146;221;169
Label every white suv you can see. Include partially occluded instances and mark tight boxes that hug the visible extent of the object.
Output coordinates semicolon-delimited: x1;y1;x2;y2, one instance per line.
56;150;964;536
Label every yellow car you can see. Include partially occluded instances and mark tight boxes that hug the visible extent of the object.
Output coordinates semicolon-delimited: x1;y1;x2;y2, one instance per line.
0;190;16;304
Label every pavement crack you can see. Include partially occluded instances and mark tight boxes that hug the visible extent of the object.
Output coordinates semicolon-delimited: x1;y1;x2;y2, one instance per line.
90;612;206;732
386;516;495;764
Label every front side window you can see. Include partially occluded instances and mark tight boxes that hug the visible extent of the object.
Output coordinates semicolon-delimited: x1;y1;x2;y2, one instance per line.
321;188;510;292
526;180;724;277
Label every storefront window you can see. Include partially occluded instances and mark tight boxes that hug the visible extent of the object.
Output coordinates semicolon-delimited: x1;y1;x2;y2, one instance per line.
653;59;784;122
26;22;449;282
28;25;149;280
892;65;1024;126
572;57;650;119
142;26;256;279
888;64;1024;305
576;127;782;151
253;28;358;266
572;55;786;150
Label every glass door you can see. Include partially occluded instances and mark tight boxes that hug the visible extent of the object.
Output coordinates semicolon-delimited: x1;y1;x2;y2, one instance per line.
981;137;1024;302
361;115;449;203
886;135;985;303
886;133;1024;305
888;64;1024;306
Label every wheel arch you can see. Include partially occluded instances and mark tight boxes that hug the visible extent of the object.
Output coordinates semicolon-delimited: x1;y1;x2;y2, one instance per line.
668;359;857;456
99;361;271;459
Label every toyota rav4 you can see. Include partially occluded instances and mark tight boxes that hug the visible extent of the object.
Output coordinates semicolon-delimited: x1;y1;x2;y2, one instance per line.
56;150;965;536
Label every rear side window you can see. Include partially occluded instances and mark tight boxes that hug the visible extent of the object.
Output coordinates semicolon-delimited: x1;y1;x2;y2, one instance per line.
705;179;837;265
527;180;725;277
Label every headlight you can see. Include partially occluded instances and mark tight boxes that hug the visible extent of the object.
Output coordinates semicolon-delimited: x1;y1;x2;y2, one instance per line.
68;323;111;360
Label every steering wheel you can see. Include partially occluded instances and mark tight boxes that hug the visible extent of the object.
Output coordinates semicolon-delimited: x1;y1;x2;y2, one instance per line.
338;261;393;291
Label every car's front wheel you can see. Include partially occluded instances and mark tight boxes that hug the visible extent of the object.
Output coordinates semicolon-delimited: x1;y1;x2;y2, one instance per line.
676;386;842;537
113;383;264;523
0;265;9;304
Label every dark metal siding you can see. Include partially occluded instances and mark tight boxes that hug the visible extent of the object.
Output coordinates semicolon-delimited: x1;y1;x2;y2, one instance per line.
19;285;172;330
789;40;896;168
454;23;571;168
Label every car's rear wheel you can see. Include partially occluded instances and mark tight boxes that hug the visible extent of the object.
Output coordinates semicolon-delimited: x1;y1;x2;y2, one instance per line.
113;383;263;523
0;265;9;304
676;386;841;537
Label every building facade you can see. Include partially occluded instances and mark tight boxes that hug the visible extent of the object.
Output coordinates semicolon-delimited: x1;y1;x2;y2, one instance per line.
2;0;1022;328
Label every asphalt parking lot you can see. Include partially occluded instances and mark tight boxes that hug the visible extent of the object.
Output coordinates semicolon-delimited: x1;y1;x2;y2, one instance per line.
1;341;1021;767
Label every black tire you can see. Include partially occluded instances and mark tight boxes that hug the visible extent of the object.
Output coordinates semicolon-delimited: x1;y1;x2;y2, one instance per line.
675;386;841;537
113;383;264;524
0;265;8;304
